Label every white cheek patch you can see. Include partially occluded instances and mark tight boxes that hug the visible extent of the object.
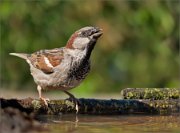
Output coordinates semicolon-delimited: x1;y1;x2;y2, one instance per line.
44;57;53;68
73;37;90;49
26;59;31;64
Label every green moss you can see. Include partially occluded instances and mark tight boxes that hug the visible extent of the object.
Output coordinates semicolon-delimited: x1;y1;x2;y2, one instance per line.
149;103;153;107
127;92;134;99
31;100;41;110
122;88;180;100
64;100;74;108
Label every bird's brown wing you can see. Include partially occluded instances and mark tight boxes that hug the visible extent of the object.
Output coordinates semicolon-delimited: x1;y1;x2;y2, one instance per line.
28;48;64;74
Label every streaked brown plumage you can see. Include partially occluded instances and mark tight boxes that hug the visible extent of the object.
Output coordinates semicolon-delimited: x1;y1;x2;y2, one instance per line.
10;26;103;113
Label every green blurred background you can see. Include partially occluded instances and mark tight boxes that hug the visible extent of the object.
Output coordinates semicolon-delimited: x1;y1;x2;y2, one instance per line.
0;0;179;96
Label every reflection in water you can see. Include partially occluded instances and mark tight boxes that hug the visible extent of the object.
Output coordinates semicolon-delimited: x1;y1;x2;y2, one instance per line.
36;114;180;133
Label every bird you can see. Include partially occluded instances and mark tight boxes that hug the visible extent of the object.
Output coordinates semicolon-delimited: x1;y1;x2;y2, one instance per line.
10;26;103;113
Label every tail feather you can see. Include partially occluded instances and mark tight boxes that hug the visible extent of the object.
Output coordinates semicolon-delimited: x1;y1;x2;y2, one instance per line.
9;53;29;60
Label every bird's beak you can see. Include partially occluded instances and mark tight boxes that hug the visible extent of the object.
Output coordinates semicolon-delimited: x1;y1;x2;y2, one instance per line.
92;28;103;39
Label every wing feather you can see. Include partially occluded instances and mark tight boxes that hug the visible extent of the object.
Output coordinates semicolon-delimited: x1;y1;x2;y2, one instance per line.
28;48;64;74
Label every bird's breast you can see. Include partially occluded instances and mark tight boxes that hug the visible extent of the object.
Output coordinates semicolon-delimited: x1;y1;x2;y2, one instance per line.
29;55;90;90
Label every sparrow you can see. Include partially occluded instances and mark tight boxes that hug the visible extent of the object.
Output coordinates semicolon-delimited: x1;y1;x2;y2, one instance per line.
10;26;103;113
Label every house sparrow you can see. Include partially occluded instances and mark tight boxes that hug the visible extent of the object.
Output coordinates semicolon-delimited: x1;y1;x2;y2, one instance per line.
10;26;103;113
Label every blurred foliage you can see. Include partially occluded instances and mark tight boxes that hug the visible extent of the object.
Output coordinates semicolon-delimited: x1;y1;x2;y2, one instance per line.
0;0;179;95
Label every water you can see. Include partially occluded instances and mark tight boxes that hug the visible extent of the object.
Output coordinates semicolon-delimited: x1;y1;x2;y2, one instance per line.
36;114;180;133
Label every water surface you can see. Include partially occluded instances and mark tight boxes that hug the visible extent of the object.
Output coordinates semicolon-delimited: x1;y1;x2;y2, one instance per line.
36;114;180;133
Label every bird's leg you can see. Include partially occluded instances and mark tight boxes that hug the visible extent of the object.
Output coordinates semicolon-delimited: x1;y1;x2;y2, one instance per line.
37;85;49;106
63;91;79;113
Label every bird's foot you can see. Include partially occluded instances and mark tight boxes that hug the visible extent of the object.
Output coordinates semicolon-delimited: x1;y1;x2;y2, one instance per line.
40;97;50;106
67;97;79;113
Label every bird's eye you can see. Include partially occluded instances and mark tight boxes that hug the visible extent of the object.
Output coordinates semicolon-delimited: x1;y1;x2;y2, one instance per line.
81;29;93;37
81;31;88;36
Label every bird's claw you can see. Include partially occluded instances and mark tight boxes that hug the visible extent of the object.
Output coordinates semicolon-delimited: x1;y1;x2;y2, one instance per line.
67;97;79;113
40;97;50;106
75;104;79;113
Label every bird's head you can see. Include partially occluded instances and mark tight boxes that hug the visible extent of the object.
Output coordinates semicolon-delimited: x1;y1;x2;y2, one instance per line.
66;26;103;50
